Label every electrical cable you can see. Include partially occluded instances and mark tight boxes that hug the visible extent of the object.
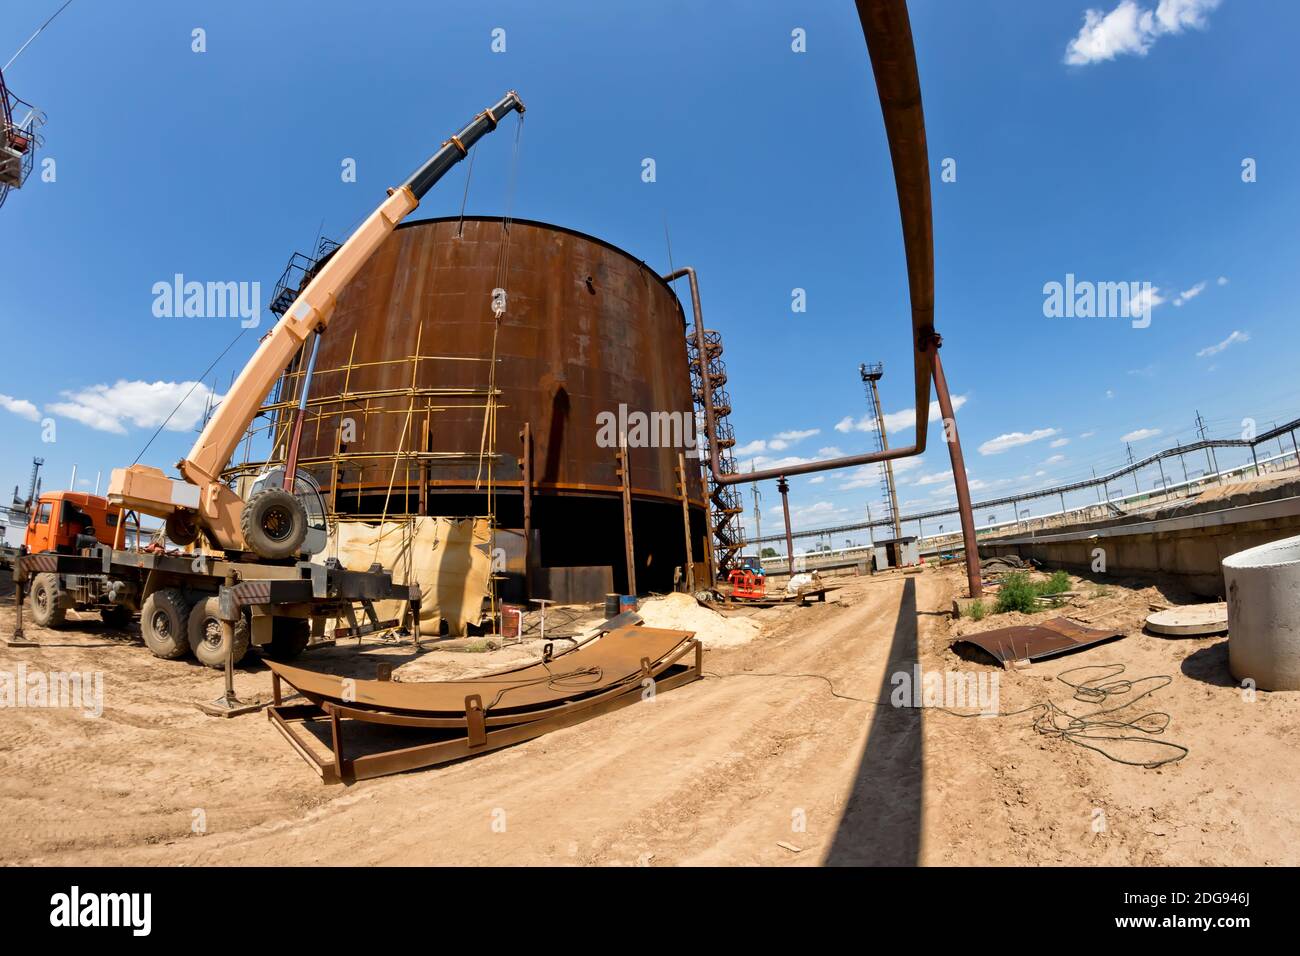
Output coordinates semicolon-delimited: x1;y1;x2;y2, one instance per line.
131;327;248;465
704;661;1188;769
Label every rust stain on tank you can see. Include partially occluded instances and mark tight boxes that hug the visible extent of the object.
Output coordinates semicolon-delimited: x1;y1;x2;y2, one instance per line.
277;216;704;508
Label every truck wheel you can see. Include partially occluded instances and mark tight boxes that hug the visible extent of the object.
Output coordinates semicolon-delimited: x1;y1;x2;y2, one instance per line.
186;597;250;669
165;511;200;546
141;589;191;660
263;617;311;661
30;573;66;628
241;488;307;560
100;604;133;628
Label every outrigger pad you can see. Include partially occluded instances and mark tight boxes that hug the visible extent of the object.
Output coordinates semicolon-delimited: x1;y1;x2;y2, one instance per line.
265;625;702;783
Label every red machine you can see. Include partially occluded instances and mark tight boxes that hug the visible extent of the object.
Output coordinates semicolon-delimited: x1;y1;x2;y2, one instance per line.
727;567;767;600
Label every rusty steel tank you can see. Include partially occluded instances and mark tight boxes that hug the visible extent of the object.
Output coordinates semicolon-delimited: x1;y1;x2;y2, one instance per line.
256;216;709;598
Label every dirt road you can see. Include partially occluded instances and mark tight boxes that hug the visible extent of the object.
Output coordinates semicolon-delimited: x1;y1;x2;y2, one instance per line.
2;566;1297;865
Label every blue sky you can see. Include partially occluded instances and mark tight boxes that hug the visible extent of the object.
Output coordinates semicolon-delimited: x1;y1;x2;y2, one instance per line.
0;0;1295;543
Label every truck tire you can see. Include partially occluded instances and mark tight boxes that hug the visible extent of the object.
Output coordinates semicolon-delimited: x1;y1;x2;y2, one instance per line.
263;617;311;662
186;597;250;669
141;589;191;660
30;572;66;628
241;488;308;560
100;604;133;629
165;511;200;546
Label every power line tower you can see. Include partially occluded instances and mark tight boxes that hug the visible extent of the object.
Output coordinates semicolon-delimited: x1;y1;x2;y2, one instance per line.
858;362;902;540
750;465;762;570
1194;410;1222;483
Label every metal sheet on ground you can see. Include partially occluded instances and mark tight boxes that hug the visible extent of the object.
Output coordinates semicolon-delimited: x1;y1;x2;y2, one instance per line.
953;617;1125;663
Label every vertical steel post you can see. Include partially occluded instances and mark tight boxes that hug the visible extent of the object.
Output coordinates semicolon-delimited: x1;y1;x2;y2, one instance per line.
778;476;794;575
677;453;695;593
617;437;637;596
520;422;533;600
929;343;981;597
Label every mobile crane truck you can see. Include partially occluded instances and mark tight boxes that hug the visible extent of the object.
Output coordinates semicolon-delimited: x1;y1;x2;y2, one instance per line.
8;91;526;667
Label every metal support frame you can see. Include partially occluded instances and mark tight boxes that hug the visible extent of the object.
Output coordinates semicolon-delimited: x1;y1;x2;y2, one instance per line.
266;635;702;784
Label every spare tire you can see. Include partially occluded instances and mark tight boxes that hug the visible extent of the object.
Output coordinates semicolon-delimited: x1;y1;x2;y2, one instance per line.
241;487;308;560
165;510;200;546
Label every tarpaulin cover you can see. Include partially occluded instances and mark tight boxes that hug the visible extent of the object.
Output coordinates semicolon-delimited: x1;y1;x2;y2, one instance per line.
313;517;490;635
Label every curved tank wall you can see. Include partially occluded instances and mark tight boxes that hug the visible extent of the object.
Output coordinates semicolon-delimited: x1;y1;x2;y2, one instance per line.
248;216;709;596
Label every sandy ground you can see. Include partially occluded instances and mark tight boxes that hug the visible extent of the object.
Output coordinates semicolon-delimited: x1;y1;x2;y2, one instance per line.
1;564;1296;866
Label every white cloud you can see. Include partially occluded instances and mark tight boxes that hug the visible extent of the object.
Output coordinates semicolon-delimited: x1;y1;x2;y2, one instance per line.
1064;0;1221;66
978;427;1060;456
1050;437;1070;448
1043;454;1066;465
769;500;847;525
834;394;968;435
1080;430;1097;438
1131;285;1166;316
1216;275;1229;286
1122;427;1162;441
836;456;922;490
1173;280;1207;306
916;470;954;486
0;393;40;422
807;475;825;484
1104;390;1115;399
737;428;820;457
817;446;842;457
47;380;222;435
1196;329;1249;357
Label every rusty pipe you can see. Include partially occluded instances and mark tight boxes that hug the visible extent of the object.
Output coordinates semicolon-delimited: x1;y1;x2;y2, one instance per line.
778;476;795;572
665;264;933;485
664;0;938;487
930;343;981;598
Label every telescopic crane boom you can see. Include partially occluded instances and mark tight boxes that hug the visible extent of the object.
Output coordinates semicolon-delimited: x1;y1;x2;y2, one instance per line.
109;91;525;558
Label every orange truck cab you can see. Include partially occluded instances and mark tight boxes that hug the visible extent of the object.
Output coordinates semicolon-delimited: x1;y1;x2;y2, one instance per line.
25;491;121;555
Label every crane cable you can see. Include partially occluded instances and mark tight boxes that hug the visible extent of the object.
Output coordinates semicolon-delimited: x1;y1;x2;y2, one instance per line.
3;0;74;73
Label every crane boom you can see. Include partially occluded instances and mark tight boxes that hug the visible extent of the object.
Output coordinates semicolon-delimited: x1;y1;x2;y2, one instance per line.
109;91;525;554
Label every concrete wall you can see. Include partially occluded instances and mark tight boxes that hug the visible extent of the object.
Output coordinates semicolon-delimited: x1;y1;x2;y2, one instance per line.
981;495;1300;598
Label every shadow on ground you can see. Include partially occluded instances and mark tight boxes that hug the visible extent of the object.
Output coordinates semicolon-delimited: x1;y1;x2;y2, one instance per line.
826;576;922;866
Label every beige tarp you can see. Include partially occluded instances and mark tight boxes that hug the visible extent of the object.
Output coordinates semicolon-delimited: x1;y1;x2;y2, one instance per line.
314;517;491;636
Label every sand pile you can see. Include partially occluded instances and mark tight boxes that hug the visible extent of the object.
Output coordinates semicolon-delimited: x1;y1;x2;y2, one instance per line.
635;593;762;649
